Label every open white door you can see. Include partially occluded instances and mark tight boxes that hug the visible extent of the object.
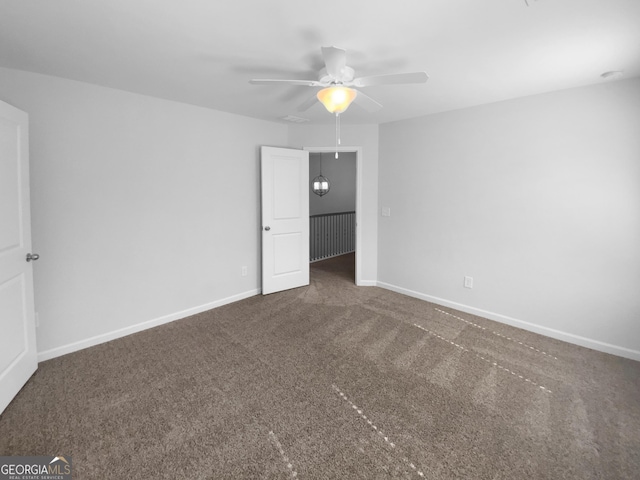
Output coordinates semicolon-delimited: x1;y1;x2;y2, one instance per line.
261;146;309;295
0;100;37;414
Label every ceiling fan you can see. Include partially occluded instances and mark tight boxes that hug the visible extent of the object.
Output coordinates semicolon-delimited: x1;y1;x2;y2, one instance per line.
249;46;429;114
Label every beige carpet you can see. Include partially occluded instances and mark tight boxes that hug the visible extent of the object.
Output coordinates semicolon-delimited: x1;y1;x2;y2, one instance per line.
1;253;639;479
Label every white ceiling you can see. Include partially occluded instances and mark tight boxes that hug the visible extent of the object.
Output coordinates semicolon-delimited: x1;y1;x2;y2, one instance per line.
1;0;639;125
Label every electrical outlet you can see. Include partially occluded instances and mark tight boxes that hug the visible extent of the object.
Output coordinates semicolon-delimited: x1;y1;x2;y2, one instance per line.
381;207;391;217
464;276;473;289
241;266;248;277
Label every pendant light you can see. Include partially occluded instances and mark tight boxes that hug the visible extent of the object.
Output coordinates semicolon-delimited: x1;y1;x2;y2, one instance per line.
312;154;330;197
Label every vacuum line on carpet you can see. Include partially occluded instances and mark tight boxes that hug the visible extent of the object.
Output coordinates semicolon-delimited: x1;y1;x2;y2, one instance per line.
434;308;486;331
412;323;553;394
332;384;426;478
434;308;558;360
268;430;298;478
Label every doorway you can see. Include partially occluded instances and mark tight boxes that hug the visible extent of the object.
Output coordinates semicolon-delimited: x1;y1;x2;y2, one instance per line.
304;146;363;286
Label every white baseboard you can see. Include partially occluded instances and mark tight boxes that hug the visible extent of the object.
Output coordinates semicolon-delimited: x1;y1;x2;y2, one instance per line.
37;288;261;362
376;281;640;362
357;279;377;287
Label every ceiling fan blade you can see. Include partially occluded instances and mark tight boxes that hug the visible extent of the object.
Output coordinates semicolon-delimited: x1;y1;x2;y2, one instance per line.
321;46;347;79
250;79;321;86
297;94;319;112
354;71;429;87
353;90;383;112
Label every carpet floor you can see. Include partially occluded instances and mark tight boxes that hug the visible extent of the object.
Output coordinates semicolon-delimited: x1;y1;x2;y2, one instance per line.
1;253;639;479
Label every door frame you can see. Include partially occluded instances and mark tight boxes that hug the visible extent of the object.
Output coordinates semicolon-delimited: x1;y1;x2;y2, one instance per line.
304;146;363;286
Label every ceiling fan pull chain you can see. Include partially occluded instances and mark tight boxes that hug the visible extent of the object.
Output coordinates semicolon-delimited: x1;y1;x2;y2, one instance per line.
335;113;340;158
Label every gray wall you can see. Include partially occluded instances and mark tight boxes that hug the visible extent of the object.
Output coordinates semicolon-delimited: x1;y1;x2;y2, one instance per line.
0;67;288;359
3;64;637;361
309;151;356;215
378;78;640;359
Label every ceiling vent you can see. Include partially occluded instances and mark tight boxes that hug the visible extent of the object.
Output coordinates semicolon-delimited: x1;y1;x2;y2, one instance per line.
600;71;624;80
280;115;310;123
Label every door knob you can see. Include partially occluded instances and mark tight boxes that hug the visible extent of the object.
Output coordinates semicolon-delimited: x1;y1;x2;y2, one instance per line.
26;253;40;262
264;226;271;231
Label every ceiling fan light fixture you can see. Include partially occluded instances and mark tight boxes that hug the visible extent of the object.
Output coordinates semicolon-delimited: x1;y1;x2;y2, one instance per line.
317;86;357;114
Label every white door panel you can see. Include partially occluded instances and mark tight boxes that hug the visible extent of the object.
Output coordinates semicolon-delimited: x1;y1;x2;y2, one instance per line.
261;147;309;295
273;233;302;274
0;100;37;414
273;157;302;219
